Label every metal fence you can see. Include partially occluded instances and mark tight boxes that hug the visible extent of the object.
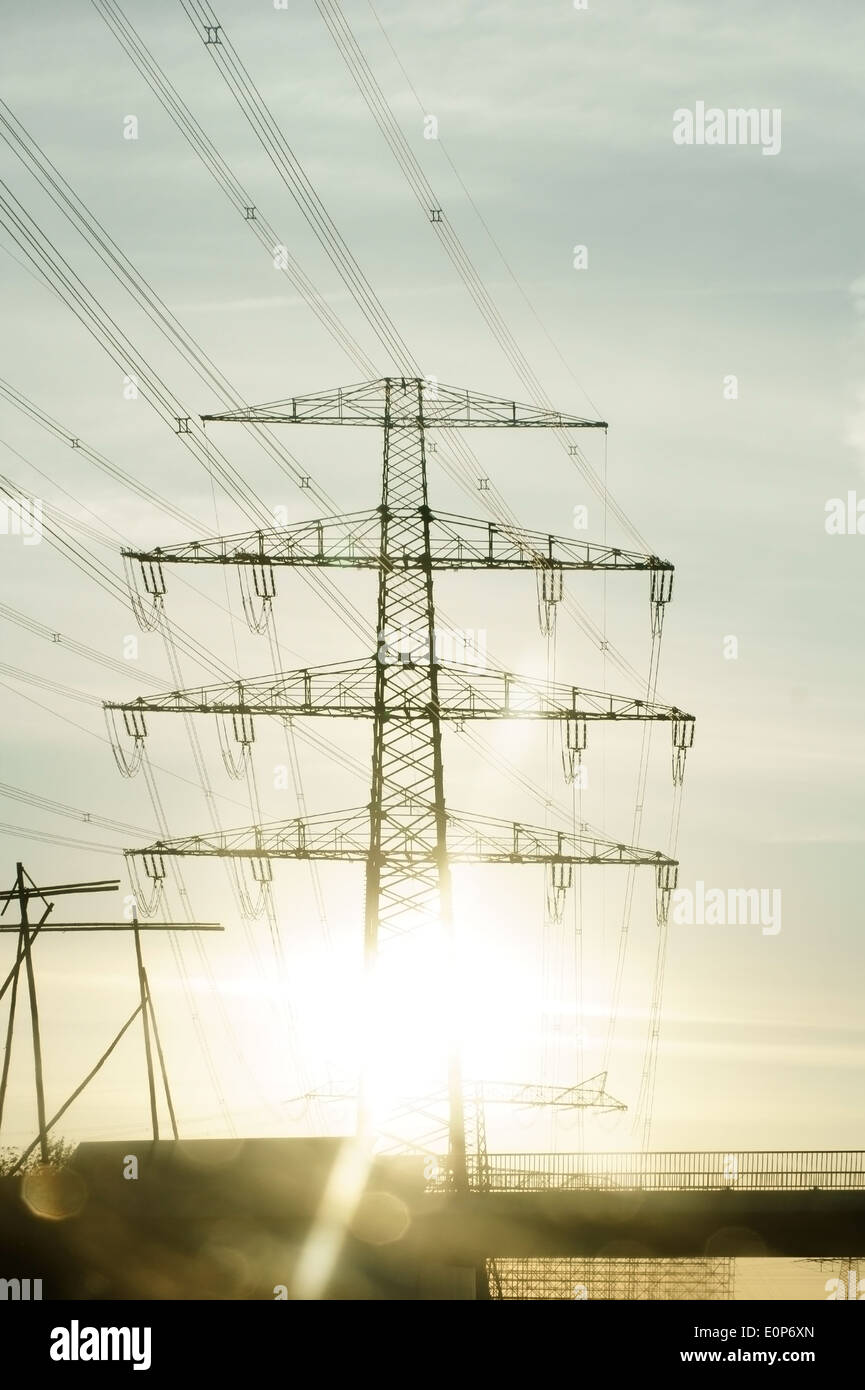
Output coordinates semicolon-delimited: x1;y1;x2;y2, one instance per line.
434;1151;865;1193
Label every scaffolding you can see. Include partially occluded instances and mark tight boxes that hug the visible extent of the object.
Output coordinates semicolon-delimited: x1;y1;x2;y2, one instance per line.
490;1257;735;1301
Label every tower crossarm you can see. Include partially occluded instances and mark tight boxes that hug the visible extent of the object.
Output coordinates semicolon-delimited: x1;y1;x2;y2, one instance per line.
126;807;373;863
292;1074;626;1116
200;376;608;429
442;811;676;871
123;510;382;568
105;660;377;717
124;806;675;873
429;665;688;723
427;513;670;573
122;509;671;574
471;1075;626;1111
104;657;691;725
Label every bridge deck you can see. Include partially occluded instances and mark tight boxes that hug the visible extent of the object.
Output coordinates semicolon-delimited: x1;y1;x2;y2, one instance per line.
414;1152;865;1259
427;1150;865;1193
4;1142;862;1288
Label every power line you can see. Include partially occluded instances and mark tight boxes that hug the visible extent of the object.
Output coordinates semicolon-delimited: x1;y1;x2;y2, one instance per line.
315;0;650;553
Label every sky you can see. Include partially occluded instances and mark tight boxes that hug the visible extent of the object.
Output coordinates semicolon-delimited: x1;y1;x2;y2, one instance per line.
0;0;863;1295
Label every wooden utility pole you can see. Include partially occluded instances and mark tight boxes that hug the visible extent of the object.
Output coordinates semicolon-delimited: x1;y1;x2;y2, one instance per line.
0;863;221;1165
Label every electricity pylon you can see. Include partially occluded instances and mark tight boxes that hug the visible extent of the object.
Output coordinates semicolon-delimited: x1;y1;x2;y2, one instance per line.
291;1073;627;1171
107;377;691;1192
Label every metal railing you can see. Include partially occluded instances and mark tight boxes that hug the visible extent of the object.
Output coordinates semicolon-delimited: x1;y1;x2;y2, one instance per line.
427;1151;865;1193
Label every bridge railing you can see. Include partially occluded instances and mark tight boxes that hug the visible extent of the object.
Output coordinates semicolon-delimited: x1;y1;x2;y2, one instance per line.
429;1151;865;1193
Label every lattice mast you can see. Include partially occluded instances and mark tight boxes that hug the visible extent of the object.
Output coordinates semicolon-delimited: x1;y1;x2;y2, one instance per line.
362;379;462;1171
108;377;692;1192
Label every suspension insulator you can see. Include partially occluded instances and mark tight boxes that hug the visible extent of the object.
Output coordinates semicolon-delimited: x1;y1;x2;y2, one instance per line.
250;855;273;885
106;705;148;778
650;567;674;637
252;563;276;600
126;851;165;918
228;852;273;920
655;861;679;926
671;715;696;786
546;860;574;923
541;565;564;605
233;711;255;745
239;563;275;635
217;705;255;780
562;714;588;785
537;564;563;636
123;708;148;742
142;851;166;883
123;554;165;633
140;559;166;598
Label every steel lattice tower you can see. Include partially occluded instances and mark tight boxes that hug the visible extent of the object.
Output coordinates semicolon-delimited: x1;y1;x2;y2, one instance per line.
107;377;691;1192
363;379;463;1172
